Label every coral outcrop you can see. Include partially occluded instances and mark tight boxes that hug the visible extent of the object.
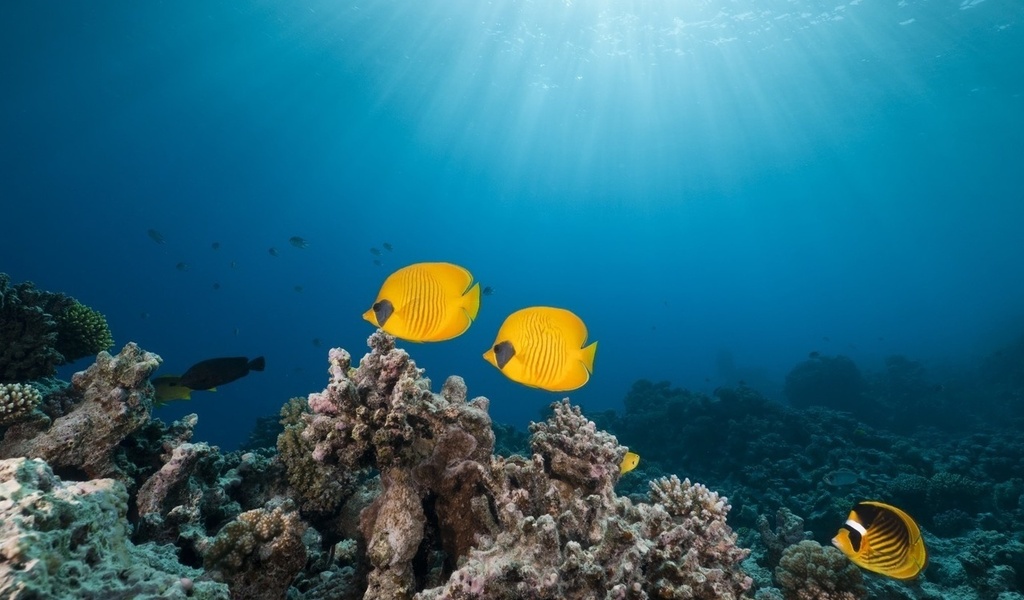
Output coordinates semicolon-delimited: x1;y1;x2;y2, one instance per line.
0;342;159;481
300;332;752;599
774;540;865;600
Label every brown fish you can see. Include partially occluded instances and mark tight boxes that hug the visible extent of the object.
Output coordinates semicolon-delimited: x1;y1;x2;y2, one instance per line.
179;356;265;389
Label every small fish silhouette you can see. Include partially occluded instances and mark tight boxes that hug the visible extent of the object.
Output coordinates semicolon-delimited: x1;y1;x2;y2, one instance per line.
289;236;308;249
269;247;280;257
147;229;166;244
176;262;189;271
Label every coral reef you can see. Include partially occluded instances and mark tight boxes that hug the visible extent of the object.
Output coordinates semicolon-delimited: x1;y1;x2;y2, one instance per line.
0;342;159;481
783;355;868;415
0;382;42;426
0;273;113;382
0;456;228;599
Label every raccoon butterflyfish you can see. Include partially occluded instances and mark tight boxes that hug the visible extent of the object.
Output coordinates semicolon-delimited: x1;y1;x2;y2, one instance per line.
152;375;215;406
179;356;265;390
363;262;481;342
482;306;597;392
620;451;640;474
832;500;927;580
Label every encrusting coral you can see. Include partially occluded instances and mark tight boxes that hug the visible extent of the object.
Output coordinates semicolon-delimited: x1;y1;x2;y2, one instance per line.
0;456;228;599
204;498;307;600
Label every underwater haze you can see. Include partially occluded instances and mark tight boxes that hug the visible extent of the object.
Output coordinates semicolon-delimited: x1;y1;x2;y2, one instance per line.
2;0;1023;450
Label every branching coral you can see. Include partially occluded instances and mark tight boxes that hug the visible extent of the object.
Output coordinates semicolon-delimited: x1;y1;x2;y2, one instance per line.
53;299;114;362
0;382;42;426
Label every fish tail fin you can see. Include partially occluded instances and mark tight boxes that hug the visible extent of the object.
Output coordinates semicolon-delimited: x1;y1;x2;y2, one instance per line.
581;341;598;374
248;357;266;372
463;282;481;321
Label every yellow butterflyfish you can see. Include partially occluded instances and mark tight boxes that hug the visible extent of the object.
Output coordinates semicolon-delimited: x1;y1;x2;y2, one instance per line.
363;262;481;342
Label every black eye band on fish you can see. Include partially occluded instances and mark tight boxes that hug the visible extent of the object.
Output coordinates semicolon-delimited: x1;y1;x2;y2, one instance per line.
373;300;394;326
493;341;515;369
843;519;866;552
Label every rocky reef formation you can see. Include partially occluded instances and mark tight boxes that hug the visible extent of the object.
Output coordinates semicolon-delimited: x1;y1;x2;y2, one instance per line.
0;331;754;599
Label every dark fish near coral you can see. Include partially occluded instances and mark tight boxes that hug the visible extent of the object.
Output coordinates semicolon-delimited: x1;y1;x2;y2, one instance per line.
363;262;481;342
230;260;238;269
289;236;308;249
269;247;279;257
832;501;927;580
823;468;860;487
175;262;189;271
147;228;165;244
482;286;495;296
370;247;381;256
212;242;221;250
373;259;382;267
212;282;221;291
382;242;393;251
294;285;303;293
152;375;216;405
809;351;820;359
179;356;265;390
312;337;322;347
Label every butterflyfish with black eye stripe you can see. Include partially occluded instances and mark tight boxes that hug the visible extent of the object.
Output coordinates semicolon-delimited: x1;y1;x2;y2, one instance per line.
363;262;481;342
831;500;927;580
482;306;597;392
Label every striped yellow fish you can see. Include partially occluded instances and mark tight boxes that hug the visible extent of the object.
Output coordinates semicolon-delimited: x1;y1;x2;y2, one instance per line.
363;262;481;342
832;500;927;580
482;306;597;392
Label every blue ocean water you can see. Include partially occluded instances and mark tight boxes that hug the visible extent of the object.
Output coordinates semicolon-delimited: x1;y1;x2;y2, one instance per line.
2;0;1022;451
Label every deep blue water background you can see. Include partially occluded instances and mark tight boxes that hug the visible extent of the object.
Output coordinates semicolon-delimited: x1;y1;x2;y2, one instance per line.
2;0;1022;450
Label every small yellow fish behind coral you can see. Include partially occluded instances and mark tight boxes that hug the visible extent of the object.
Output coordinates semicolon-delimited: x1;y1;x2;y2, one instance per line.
832;500;927;580
482;306;597;392
152;375;216;406
363;262;481;342
620;451;640;474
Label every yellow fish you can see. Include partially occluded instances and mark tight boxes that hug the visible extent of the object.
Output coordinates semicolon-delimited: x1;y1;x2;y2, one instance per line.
152;375;216;406
482;306;597;392
832;500;927;580
363;262;481;342
620;451;640;475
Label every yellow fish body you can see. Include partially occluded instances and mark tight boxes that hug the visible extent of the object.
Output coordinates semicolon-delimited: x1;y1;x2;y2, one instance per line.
482;306;597;392
152;375;216;406
832;500;927;580
363;262;481;342
620;451;640;475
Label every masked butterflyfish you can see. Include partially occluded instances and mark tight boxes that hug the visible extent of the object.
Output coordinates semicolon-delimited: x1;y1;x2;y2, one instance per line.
482;306;597;392
832;500;927;580
363;262;481;342
620;451;640;475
